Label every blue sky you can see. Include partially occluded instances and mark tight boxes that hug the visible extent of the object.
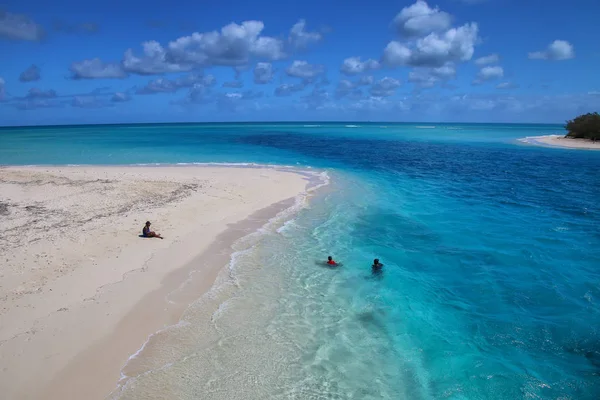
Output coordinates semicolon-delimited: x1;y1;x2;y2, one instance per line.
1;0;599;126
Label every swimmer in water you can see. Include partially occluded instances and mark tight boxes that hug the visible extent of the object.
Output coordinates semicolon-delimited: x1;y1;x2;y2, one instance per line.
327;256;337;265
372;258;383;270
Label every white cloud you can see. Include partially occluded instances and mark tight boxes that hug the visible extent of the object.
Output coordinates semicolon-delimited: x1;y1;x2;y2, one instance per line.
136;74;215;94
70;58;127;79
474;54;499;66
286;60;325;80
340;57;380;76
473;66;504;84
393;0;452;37
289;19;322;49
529;40;574;61
302;88;330;109
431;63;456;79
358;75;374;86
408;64;456;89
0;11;44;41
275;82;306;96
383;23;479;67
254;62;274;84
370;77;402;97
123;41;192;75
167;21;285;67
335;80;355;98
408;71;437;88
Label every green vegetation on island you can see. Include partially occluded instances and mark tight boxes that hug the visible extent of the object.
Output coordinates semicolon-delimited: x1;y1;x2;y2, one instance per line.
565;112;600;141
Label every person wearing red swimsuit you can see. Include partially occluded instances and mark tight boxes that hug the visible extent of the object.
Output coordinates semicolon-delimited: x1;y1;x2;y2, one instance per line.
327;256;337;265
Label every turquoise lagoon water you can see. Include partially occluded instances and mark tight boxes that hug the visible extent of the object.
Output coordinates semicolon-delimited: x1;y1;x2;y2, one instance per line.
1;123;599;399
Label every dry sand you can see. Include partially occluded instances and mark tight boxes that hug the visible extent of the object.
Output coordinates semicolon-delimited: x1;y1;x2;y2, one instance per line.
0;165;311;400
519;135;600;150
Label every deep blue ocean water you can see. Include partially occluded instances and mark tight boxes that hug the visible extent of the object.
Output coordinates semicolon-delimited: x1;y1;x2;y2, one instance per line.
2;123;599;399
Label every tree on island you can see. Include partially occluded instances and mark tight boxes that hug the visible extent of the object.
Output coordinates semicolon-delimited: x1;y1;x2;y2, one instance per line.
565;112;600;141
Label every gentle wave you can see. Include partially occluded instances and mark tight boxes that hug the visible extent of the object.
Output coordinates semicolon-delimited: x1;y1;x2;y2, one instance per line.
110;169;331;399
517;134;561;144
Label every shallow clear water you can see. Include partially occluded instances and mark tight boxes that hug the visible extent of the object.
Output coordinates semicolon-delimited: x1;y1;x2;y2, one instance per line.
2;123;599;399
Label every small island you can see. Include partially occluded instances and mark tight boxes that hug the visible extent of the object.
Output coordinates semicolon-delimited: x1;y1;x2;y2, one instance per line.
519;112;600;150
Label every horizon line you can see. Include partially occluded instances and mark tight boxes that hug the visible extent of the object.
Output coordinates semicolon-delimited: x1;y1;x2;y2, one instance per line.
0;120;565;130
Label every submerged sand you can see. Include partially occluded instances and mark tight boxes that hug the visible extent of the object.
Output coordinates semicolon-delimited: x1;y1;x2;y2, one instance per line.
0;165;310;400
519;135;600;150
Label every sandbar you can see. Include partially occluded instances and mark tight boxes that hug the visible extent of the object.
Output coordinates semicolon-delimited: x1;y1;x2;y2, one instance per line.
519;135;600;150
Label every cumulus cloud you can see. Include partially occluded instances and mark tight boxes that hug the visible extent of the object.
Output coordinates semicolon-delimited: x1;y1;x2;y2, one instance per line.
289;19;322;49
123;41;192;75
0;11;45;41
408;71;437;88
286;60;325;80
223;81;244;88
473;66;504;84
474;54;499;66
217;90;264;112
111;92;131;102
358;75;374;86
393;0;452;37
70;58;127;79
370;77;402;97
335;80;355;98
19;65;41;82
302;88;330;109
275;83;306;96
529;40;574;61
173;84;212;106
383;23;479;68
167;21;285;67
254;62;274;84
136;73;215;95
340;57;380;76
432;63;456;79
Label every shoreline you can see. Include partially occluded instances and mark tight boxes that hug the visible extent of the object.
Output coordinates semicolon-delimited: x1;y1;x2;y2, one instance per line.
0;164;324;400
518;135;600;150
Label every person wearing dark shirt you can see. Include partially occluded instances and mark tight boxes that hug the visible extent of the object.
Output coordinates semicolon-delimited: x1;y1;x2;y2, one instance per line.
142;221;163;239
372;258;383;271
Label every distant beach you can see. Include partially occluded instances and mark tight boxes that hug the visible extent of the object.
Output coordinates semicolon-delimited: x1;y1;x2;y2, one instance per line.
518;134;600;150
0;165;313;400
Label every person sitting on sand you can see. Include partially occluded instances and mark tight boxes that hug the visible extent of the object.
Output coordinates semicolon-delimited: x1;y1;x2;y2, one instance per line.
372;258;383;270
327;256;337;265
142;221;163;239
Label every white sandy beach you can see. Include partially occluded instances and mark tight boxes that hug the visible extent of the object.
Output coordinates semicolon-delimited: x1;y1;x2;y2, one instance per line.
0;165;310;400
520;135;600;150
